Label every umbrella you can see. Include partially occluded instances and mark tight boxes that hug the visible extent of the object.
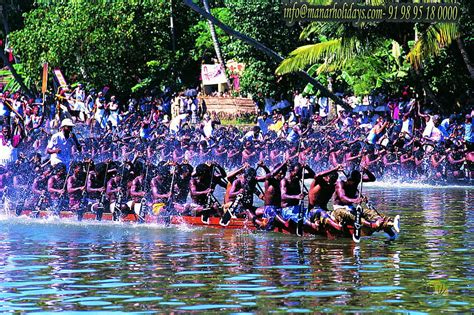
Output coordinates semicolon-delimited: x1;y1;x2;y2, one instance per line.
184;89;198;97
352;105;373;112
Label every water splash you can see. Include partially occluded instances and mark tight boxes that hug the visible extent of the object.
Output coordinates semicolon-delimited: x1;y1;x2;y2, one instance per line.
365;181;473;189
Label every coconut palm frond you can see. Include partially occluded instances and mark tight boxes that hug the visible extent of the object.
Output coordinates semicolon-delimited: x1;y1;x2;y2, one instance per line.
276;39;347;74
365;0;385;5
300;22;343;41
407;23;460;69
301;20;351;41
316;59;347;74
306;0;333;5
300;23;322;41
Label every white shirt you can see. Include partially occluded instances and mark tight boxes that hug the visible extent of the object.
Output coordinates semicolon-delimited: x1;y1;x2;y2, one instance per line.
428;126;444;143
264;98;274;114
47;131;75;167
0;101;9;116
422;117;434;138
294;94;302;108
272;100;290;110
203;120;214;138
169;114;188;134
319;97;329;117
257;117;272;135
241;131;263;142
0;135;18;166
401;118;413;135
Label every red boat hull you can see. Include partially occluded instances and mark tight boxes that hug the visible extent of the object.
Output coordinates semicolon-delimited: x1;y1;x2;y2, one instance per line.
16;209;376;239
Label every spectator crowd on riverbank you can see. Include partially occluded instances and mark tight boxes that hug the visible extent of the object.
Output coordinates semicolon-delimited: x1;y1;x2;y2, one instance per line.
0;84;472;184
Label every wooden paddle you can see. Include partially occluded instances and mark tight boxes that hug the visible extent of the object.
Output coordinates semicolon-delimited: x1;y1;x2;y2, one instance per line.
296;164;306;237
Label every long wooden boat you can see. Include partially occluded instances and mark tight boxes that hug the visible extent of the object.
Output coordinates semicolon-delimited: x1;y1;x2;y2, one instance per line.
11;208;392;241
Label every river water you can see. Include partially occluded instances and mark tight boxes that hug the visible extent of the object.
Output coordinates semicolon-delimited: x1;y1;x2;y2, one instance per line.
0;184;472;314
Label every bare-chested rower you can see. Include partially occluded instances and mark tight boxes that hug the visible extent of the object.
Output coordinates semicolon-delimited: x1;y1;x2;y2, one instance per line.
280;162;315;228
306;164;344;232
260;161;288;230
333;168;400;239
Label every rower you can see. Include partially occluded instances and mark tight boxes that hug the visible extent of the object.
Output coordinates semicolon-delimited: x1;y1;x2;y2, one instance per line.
189;162;226;221
86;162;108;213
260;161;288;230
66;162;86;212
306;164;344;232
173;162;193;214
269;141;284;165
242;140;258;166
150;165;171;215
430;149;447;179
223;163;248;205
129;162;151;218
31;166;52;212
280;162;315;229
447;146;466;179
213;142;228;166
12;161;30;215
107;164;127;218
226;166;265;220
174;162;193;204
47;163;68;215
333;168;400;238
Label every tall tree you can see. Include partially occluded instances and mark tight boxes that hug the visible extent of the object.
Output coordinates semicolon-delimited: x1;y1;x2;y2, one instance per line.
202;0;227;71
0;3;34;97
9;1;199;97
184;0;350;109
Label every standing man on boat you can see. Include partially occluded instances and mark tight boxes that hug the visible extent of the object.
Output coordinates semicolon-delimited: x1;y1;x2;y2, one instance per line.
47;118;81;169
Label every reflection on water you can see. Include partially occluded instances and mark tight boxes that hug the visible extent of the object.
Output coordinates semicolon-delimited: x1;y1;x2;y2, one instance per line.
0;186;473;313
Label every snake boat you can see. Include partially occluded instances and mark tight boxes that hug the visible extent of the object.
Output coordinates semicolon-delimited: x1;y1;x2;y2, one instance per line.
10;207;399;241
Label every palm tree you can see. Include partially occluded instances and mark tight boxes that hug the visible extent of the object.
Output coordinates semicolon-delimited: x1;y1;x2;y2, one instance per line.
275;21;468;112
277;22;462;75
183;0;351;110
202;0;228;85
276;1;472;82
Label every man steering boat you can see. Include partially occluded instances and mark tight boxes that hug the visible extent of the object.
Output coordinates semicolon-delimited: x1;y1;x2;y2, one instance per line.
333;168;400;240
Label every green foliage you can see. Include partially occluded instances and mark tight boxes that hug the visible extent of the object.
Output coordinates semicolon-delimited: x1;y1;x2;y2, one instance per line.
421;45;472;107
407;23;460;69
5;0;472;113
0;64;33;93
189;7;232;61
221;0;304;97
9;0;199;97
338;40;410;96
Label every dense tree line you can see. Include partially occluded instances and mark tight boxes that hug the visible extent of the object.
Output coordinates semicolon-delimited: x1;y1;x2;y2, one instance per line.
3;0;473;111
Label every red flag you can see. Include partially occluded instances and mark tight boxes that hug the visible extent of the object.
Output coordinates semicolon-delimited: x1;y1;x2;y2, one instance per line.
7;48;13;62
